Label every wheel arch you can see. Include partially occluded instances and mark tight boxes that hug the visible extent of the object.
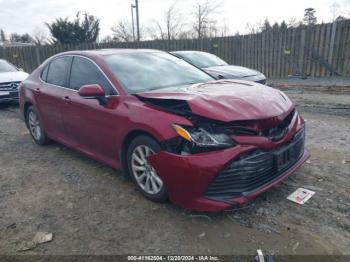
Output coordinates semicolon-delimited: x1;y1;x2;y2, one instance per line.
23;101;33;127
120;129;161;176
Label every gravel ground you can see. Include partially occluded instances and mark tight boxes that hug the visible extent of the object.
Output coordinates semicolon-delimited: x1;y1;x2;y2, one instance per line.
0;87;349;255
284;89;350;117
269;76;350;88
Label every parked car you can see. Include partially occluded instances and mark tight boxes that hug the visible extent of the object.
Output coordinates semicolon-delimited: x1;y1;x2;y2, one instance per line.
0;59;28;103
20;49;308;212
171;50;267;84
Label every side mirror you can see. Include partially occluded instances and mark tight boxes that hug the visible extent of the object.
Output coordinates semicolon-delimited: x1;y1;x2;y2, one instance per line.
78;84;108;106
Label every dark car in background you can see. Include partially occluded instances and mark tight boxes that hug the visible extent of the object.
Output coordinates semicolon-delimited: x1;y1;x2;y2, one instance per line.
0;59;28;103
171;51;266;84
20;49;308;211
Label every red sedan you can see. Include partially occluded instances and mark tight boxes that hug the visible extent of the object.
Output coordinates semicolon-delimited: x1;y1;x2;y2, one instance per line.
19;49;309;212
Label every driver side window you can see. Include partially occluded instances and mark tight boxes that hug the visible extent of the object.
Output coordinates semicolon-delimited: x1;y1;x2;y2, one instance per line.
69;56;116;95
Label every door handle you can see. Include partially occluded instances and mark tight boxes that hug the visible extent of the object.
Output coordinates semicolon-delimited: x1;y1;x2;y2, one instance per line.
34;88;41;93
62;96;71;103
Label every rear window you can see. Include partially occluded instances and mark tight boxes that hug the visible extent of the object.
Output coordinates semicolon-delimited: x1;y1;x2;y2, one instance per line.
46;56;71;87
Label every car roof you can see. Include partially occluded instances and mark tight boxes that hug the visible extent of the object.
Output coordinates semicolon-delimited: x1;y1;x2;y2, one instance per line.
171;50;209;55
58;48;164;57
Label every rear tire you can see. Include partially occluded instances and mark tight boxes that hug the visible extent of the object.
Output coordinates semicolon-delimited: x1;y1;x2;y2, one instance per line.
26;105;50;145
126;135;168;202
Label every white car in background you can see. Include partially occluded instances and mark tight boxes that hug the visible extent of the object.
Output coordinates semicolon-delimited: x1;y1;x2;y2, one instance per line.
0;59;28;103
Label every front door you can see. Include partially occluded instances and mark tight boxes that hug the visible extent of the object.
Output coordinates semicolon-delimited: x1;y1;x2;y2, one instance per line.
61;56;120;165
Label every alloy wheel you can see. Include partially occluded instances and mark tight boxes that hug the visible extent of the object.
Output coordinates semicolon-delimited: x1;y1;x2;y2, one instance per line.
28;110;41;141
131;145;163;195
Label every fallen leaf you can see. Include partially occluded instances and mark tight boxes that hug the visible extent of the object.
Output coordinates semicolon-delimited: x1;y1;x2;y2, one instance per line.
17;241;36;252
292;241;299;252
33;232;53;244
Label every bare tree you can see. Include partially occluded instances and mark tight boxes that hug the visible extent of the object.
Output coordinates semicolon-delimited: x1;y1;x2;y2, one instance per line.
245;21;262;34
330;2;340;21
152;2;185;41
176;30;193;40
144;24;161;40
331;1;350;19
32;26;49;45
165;3;184;40
287;17;302;28
100;35;115;43
217;23;230;37
191;0;221;39
206;20;219;37
111;21;134;42
151;21;166;40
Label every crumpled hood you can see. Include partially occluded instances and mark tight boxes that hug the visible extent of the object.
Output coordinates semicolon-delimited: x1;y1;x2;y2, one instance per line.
0;71;29;83
204;65;261;78
137;80;293;122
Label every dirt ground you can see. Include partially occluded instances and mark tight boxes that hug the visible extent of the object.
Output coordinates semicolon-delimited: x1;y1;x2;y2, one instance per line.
0;86;349;255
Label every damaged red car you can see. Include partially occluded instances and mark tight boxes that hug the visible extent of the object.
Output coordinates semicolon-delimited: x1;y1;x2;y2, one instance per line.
20;49;309;211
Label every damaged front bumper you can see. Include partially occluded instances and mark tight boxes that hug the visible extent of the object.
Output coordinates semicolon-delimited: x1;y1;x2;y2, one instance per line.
148;127;310;212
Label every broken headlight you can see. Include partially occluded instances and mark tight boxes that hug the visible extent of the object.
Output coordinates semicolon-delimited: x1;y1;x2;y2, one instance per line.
172;124;237;150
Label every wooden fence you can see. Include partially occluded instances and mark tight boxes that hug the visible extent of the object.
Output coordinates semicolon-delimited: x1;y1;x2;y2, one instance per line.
1;19;349;77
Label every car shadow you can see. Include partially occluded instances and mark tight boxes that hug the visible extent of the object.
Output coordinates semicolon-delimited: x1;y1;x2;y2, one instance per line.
0;101;19;110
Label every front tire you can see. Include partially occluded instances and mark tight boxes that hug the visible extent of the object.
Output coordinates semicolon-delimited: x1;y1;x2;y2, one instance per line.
126;135;168;202
26;105;50;145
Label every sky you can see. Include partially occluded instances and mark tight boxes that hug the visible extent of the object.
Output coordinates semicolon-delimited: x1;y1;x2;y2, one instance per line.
0;0;349;39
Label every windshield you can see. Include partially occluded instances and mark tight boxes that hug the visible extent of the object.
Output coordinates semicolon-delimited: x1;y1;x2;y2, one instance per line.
104;51;213;94
175;52;228;68
0;60;18;73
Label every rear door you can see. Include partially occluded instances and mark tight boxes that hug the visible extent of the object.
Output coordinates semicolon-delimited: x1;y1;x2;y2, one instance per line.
61;56;119;163
35;56;72;141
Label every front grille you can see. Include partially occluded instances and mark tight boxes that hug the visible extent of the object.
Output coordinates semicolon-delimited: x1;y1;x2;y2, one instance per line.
204;127;305;200
0;81;20;91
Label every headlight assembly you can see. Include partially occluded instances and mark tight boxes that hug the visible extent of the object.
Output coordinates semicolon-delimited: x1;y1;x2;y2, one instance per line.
172;124;237;150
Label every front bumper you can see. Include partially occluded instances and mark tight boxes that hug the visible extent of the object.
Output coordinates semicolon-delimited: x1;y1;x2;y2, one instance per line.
148;125;309;212
0;90;19;102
